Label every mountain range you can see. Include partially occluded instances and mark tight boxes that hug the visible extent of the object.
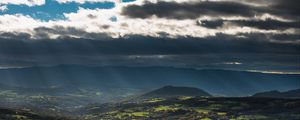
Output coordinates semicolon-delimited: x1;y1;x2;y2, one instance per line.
0;65;299;96
253;89;300;98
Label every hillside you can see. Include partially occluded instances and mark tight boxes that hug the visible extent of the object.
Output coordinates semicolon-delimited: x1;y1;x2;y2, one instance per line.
0;108;75;120
142;86;211;98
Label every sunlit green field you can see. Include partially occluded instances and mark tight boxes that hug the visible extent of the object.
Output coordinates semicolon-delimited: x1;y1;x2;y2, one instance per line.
83;96;300;120
1;87;299;120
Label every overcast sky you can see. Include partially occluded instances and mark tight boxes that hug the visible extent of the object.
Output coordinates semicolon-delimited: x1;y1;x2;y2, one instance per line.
0;0;299;74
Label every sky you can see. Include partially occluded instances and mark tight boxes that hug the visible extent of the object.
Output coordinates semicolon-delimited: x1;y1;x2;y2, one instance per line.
0;0;299;74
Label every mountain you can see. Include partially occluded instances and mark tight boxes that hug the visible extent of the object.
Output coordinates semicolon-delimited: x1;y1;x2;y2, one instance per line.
142;86;211;98
252;89;300;98
0;65;299;96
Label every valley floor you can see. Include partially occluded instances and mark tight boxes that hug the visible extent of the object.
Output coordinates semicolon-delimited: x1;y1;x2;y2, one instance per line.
82;97;300;120
1;97;300;120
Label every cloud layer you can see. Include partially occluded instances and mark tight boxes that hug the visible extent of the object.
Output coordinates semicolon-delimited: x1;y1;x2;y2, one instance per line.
0;0;45;6
0;0;298;41
56;0;116;4
0;0;299;73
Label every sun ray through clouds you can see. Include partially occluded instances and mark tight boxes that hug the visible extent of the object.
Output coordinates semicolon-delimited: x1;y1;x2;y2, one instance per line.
0;0;299;119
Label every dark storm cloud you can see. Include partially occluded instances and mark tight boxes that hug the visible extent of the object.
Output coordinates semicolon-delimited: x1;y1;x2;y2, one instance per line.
197;19;224;29
270;0;300;18
33;26;110;39
270;34;300;41
122;0;300;19
1;34;299;72
0;32;31;40
122;1;258;19
234;33;300;44
231;19;300;30
0;34;299;56
198;19;300;30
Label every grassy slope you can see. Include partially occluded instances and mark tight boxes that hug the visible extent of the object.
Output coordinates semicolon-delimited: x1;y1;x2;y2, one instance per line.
83;97;300;120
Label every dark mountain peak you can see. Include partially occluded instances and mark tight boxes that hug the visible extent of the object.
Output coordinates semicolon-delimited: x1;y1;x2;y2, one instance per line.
262;90;281;94
252;89;300;98
252;90;281;97
142;86;211;98
282;89;300;97
286;89;300;93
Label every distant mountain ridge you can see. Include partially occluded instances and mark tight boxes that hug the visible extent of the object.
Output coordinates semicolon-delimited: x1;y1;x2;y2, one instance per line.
0;65;299;96
252;89;300;98
253;89;300;98
142;86;211;98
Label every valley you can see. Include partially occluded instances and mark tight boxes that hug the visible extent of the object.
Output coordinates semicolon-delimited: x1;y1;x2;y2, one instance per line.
0;85;299;120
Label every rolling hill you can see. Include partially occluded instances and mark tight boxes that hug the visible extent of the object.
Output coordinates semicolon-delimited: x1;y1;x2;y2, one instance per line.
141;86;211;98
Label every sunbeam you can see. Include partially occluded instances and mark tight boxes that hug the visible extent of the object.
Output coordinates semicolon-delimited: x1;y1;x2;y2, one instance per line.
0;0;299;119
